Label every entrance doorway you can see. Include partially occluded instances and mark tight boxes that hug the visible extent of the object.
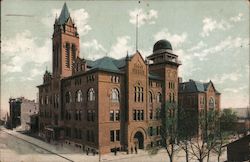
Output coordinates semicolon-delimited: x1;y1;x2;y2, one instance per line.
134;131;144;149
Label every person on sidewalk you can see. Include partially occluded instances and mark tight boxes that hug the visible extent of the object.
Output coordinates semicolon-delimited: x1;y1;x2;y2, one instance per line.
135;146;137;154
114;147;117;156
130;147;133;154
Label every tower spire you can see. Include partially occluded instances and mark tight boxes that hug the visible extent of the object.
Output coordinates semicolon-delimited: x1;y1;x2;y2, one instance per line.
58;2;70;25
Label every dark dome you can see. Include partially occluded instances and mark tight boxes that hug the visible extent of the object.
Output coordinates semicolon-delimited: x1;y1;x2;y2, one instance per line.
153;39;172;52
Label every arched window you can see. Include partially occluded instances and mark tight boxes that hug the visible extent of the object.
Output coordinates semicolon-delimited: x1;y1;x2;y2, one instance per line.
111;88;119;102
65;91;71;103
76;90;83;102
209;97;215;109
88;88;95;101
157;93;162;103
149;91;153;103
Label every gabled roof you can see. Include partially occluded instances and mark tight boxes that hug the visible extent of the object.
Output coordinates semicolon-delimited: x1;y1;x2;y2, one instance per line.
179;79;220;94
58;3;70;25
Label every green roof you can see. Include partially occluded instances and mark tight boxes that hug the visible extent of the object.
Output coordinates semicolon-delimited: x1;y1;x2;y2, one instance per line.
179;79;220;94
58;3;70;25
86;57;123;73
153;39;172;52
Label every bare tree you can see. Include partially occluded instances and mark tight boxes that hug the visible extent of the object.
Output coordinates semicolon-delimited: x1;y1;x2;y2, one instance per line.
212;109;238;162
147;102;180;162
178;108;197;162
188;109;219;162
161;102;180;162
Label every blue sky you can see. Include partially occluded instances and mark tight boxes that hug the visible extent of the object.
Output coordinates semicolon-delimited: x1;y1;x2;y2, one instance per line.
1;0;249;117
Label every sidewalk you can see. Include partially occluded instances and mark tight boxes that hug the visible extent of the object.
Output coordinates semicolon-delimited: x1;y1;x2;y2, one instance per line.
0;127;227;162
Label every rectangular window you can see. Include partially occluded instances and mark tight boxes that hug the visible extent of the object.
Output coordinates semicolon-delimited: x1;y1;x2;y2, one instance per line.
87;110;91;121
115;110;120;121
156;126;160;135
149;109;153;119
110;110;114;121
91;131;94;142
149;127;153;136
133;110;136;120
116;130;120;141
65;43;70;68
79;130;82;139
110;130;115;142
92;110;95;121
137;110;140;120
140;110;144;120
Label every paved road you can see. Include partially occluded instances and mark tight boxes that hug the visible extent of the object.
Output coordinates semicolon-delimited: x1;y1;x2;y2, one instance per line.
0;129;72;162
0;127;227;162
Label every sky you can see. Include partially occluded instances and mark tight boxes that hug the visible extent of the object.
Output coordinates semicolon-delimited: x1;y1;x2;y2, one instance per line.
1;0;249;117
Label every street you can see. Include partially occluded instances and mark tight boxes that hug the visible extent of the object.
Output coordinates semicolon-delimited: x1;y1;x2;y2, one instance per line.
0;127;227;162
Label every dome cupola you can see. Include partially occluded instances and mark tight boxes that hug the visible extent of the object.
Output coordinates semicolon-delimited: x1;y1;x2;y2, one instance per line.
153;39;172;53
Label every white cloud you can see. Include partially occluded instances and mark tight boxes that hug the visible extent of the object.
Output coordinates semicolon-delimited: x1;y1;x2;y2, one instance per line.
230;13;244;22
81;39;107;60
210;72;242;84
2;63;22;74
153;28;187;49
41;9;60;27
193;36;249;60
71;9;92;36
2;30;50;76
223;86;247;94
41;8;91;36
129;8;158;27
188;41;207;52
109;36;132;59
200;17;231;37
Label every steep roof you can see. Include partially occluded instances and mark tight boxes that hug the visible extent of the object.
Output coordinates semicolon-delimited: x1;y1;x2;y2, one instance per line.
179;79;220;94
58;3;70;25
86;56;126;73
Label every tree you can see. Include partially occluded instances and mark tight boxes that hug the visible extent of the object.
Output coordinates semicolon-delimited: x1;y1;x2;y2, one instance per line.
220;109;237;133
188;109;219;162
178;108;197;162
212;109;238;162
148;102;180;162
160;102;180;162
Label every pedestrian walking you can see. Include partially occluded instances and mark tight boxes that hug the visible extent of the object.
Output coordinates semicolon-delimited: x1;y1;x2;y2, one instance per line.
135;146;138;154
114;147;117;156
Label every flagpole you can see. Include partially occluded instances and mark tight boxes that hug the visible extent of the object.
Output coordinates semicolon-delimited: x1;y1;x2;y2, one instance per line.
136;14;138;51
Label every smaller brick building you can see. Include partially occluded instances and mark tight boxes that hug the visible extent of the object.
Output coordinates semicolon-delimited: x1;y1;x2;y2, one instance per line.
178;79;221;135
8;97;39;130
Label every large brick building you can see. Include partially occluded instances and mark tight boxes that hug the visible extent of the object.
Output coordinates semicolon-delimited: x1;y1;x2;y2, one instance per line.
38;3;220;154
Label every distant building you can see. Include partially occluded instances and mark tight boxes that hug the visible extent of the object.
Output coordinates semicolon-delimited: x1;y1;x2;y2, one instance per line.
8;97;39;130
227;134;250;162
227;108;250;134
